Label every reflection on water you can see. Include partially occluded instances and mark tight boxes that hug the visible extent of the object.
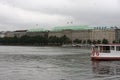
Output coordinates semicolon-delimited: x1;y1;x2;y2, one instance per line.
92;61;120;75
1;46;120;80
0;54;91;80
0;46;91;80
92;61;120;79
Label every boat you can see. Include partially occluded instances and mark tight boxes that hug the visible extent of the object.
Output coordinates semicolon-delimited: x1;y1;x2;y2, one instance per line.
91;44;120;61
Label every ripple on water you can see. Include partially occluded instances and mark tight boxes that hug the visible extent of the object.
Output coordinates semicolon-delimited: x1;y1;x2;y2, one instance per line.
0;46;120;80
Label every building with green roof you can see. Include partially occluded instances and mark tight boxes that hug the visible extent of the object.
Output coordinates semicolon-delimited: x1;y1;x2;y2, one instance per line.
48;25;93;43
52;25;93;31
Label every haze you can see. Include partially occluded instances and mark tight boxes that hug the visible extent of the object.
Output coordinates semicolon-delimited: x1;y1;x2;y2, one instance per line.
0;0;120;31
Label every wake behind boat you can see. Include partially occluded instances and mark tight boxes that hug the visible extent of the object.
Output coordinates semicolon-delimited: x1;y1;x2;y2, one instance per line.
91;44;120;61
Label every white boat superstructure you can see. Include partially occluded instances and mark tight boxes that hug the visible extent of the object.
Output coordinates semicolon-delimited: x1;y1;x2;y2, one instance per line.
91;44;120;60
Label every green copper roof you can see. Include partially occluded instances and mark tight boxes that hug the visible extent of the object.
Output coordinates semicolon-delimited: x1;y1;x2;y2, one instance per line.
27;28;47;32
27;25;93;32
52;25;93;31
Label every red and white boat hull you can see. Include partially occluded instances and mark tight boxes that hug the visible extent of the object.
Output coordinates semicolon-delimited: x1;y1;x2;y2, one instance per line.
91;56;120;61
91;52;120;61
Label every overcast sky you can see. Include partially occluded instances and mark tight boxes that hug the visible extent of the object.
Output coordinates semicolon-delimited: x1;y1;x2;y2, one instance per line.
0;0;120;31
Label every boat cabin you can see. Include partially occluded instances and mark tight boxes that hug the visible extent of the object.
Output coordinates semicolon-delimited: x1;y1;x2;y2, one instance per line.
92;44;120;53
91;44;120;61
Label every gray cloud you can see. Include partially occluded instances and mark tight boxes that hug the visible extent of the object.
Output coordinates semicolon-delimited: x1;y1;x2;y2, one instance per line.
0;0;120;31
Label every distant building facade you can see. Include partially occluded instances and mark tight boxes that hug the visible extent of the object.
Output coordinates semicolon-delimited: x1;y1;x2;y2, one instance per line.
48;31;63;38
48;25;93;43
48;26;117;44
3;25;120;44
48;29;92;42
4;30;48;38
115;29;120;42
26;32;48;37
14;30;27;37
0;31;5;38
4;31;15;37
4;30;27;38
91;29;115;43
72;30;91;41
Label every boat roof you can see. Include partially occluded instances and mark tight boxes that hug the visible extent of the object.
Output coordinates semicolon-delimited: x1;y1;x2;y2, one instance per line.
93;44;120;46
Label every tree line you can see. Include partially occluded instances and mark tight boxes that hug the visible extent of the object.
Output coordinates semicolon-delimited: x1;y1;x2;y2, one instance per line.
0;35;70;46
0;35;109;46
73;38;109;44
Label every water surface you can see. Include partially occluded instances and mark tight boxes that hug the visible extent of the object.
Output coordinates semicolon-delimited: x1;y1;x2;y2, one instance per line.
0;46;120;80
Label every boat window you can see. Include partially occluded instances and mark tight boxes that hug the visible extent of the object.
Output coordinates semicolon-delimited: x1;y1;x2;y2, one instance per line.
111;46;114;50
95;46;98;49
116;46;120;51
102;46;110;53
93;46;99;51
100;46;103;51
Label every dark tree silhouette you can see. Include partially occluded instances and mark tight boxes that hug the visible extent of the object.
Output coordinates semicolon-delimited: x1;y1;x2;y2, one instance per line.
102;39;109;44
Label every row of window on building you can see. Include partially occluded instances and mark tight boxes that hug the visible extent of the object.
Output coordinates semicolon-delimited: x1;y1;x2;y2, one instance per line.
0;27;120;44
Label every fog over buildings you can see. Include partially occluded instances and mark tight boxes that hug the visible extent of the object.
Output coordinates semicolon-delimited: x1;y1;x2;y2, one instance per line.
0;0;120;31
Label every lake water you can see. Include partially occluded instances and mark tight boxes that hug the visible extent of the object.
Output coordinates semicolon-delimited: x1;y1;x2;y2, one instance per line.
0;46;120;80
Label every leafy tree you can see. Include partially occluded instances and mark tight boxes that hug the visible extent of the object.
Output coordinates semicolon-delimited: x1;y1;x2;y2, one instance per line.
0;35;71;46
102;39;109;44
97;40;101;44
112;40;117;43
73;39;82;44
59;35;71;44
92;40;97;44
87;39;92;44
49;36;57;44
83;40;86;44
118;40;120;43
